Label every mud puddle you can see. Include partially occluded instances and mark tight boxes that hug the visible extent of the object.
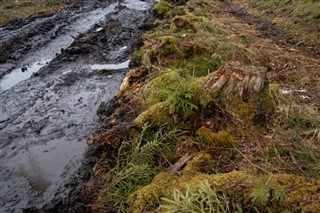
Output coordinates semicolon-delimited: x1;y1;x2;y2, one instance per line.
0;59;50;91
0;0;154;212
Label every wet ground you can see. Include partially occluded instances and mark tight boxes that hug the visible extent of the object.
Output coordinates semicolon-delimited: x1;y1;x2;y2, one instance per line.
0;0;154;212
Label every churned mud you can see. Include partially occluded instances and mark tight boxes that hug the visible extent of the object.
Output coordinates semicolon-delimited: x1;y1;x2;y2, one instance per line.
0;0;154;212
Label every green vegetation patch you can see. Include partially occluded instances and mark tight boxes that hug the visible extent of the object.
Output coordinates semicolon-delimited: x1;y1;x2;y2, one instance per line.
131;170;320;213
0;0;67;25
89;0;320;212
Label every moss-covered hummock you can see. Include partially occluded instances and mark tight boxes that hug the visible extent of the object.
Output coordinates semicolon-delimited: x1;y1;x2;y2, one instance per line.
131;170;320;212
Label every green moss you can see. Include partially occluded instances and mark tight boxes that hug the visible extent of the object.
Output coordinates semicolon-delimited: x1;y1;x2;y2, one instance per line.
158;36;181;57
134;101;174;126
259;83;279;115
170;13;205;33
226;96;256;123
220;82;279;125
175;54;222;77
184;153;213;173
197;127;234;149
128;172;177;213
153;1;173;18
131;170;320;212
272;174;320;212
171;15;196;32
143;71;182;107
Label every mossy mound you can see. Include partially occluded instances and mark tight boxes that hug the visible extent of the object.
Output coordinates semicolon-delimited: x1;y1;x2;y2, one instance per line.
130;170;320;212
134;101;174;126
174;54;222;77
128;172;177;213
135;70;211;126
153;1;173;18
183;153;213;173
153;1;185;19
197;128;234;149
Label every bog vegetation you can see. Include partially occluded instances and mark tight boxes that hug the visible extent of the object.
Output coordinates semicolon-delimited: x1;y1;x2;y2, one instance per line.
86;0;320;212
0;0;66;25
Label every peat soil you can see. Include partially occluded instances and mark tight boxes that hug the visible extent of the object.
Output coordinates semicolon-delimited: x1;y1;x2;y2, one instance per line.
0;0;154;212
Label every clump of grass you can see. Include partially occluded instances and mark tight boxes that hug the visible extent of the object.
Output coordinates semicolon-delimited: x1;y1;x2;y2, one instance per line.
161;180;237;213
291;140;320;178
0;0;66;25
130;50;144;67
142;70;210;118
97;124;180;212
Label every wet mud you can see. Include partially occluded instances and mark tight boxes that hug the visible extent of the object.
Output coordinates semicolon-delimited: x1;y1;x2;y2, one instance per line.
0;0;154;212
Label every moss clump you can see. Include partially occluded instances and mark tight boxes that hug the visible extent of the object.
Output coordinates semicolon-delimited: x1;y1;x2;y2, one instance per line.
273;174;320;212
158;36;182;58
128;172;177;213
225;96;257;123
184;153;213;173
143;71;182;107
175;54;222;77
131;170;320;213
153;1;173;18
197;127;234;149
259;83;279;114
134;101;174;126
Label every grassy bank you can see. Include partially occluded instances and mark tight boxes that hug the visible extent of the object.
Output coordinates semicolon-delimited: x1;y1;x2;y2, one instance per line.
230;0;320;54
0;0;67;25
87;0;320;212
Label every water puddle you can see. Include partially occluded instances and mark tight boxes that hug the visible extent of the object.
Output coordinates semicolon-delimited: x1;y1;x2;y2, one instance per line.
6;138;87;194
123;0;149;10
119;46;128;51
0;59;50;91
89;60;130;70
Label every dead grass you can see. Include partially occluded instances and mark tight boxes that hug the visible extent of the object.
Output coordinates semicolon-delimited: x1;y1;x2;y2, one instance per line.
0;0;67;25
230;0;320;56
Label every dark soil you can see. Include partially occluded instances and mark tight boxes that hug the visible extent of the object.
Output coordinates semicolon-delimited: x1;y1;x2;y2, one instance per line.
0;0;155;212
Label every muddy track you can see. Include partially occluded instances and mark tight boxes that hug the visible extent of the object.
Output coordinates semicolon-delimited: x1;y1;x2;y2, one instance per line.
0;0;154;212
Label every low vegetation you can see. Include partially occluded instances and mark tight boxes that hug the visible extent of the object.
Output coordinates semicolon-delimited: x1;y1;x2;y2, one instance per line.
230;0;320;54
0;0;67;25
87;0;320;212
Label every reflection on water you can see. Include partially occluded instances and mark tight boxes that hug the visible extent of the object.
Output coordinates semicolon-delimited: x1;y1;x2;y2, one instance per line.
0;59;50;91
90;60;130;70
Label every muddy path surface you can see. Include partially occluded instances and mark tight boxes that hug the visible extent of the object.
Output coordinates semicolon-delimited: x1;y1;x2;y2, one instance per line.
0;0;154;212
